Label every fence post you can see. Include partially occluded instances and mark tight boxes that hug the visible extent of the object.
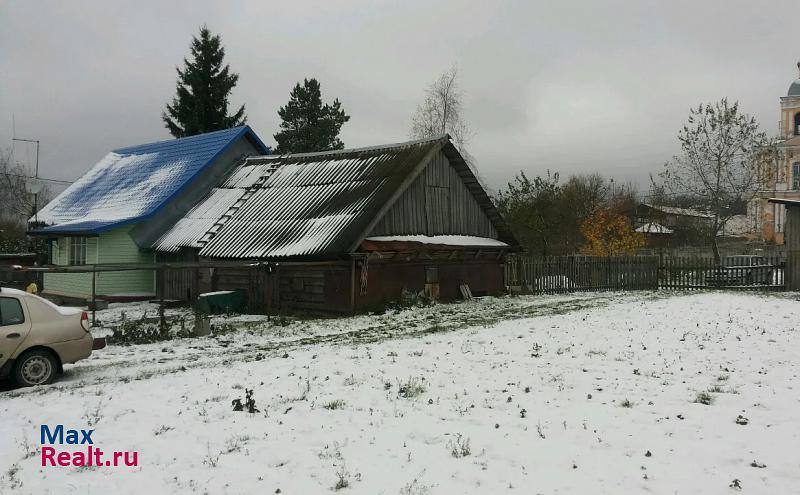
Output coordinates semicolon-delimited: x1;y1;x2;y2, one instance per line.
91;267;97;326
159;266;166;331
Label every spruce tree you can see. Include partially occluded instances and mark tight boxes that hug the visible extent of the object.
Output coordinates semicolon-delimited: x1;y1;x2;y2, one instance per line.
163;26;246;138
273;78;350;153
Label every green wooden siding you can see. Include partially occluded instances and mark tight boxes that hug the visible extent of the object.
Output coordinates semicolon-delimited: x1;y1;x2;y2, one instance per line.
43;226;155;298
43;237;97;298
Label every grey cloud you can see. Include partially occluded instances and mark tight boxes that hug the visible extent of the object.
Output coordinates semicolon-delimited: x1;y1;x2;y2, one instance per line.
1;0;798;196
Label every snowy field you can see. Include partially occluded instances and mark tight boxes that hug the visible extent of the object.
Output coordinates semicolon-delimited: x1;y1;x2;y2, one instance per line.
1;291;799;494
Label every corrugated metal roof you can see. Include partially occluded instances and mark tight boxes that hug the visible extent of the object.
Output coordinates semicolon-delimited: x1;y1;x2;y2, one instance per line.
191;135;516;259
152;188;247;252
153;160;281;252
30;126;267;235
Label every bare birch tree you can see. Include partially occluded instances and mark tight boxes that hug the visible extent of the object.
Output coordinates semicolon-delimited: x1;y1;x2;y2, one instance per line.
659;99;768;261
410;66;472;155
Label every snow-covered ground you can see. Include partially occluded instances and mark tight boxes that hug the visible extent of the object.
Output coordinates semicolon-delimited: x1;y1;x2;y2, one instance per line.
1;291;799;494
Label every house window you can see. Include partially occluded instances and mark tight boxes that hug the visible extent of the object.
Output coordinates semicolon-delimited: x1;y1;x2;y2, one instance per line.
795;112;800;135
751;201;760;231
69;237;87;265
774;204;784;233
793;163;800;190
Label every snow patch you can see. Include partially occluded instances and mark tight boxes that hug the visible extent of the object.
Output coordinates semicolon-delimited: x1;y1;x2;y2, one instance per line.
365;235;508;247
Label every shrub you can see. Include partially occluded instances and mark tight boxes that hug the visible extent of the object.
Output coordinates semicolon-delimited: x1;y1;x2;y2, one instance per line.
212;322;237;336
108;315;193;345
447;434;471;458
620;398;634;408
232;388;259;413
323;400;346;410
334;465;350;490
694;391;714;405
273;315;291;327
398;377;426;399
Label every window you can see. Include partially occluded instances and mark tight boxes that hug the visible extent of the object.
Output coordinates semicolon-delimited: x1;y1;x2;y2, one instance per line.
47;239;56;264
795;112;800;136
0;297;25;326
751;201;760;230
793;163;800;190
69;236;87;265
774;203;785;233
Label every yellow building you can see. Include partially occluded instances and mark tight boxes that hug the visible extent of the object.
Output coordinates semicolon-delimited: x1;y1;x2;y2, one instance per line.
749;63;800;244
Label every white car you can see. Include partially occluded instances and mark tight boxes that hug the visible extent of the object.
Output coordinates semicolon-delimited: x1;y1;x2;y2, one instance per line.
0;288;103;387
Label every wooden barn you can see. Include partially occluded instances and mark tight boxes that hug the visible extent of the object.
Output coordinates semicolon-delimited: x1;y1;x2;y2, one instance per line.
153;135;519;313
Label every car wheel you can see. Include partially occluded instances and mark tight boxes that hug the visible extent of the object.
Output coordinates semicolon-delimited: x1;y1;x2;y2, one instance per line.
13;350;57;387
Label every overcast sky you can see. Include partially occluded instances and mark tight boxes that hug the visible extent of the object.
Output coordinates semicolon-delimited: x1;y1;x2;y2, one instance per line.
1;0;799;196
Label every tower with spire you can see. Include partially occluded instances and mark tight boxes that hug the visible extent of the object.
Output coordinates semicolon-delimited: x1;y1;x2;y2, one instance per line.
780;61;800;137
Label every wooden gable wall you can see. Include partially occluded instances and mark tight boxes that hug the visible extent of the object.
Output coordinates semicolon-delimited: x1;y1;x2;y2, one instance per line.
368;150;498;238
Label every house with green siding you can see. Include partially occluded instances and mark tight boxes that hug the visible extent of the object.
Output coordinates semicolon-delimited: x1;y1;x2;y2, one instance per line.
29;127;268;301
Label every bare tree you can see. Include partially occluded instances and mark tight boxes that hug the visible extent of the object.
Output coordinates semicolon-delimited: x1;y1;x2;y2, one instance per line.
659;99;768;261
410;66;472;154
0;149;52;228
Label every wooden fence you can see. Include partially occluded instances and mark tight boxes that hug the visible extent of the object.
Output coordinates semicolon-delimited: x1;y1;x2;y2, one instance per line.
505;256;659;293
659;256;785;290
505;255;786;293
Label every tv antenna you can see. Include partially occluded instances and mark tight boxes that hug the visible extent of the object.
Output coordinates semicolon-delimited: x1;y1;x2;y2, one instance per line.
12;137;41;223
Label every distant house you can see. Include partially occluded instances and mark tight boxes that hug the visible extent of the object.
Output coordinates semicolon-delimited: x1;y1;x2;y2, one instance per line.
632;204;714;246
154;135;519;313
29;126;268;301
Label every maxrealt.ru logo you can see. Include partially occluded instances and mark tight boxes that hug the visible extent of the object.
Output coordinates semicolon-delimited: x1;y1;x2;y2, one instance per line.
40;425;139;467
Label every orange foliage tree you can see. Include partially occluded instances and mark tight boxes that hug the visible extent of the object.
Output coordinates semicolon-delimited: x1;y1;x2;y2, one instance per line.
580;208;644;256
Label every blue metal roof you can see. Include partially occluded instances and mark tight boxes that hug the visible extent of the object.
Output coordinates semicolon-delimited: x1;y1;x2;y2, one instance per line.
31;126;268;235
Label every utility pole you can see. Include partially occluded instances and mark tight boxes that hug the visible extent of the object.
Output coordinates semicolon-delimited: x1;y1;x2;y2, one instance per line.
12;137;41;223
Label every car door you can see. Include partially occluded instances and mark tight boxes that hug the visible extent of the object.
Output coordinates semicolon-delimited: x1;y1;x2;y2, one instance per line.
0;296;32;368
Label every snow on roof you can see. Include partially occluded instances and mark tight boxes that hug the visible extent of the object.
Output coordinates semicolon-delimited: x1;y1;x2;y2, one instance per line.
720;214;752;237
635;222;673;234
364;235;508;247
152;188;248;252
768;197;800;206
643;204;713;218
152;160;280;252
31;126;266;235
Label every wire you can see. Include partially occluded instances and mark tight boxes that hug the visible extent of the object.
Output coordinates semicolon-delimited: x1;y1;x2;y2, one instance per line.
1;171;73;185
